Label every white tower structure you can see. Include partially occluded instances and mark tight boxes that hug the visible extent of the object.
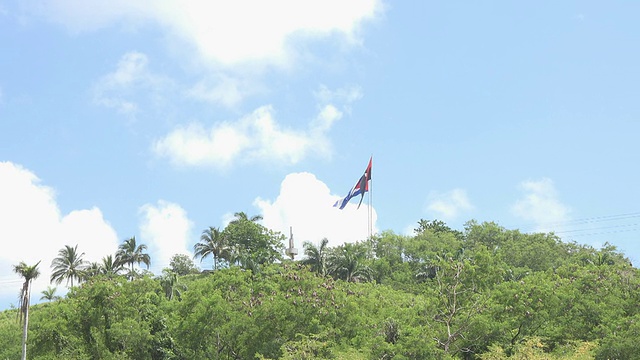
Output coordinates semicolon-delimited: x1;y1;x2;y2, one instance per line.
285;226;298;260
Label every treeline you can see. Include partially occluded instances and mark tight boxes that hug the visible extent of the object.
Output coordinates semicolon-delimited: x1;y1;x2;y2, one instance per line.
1;219;639;359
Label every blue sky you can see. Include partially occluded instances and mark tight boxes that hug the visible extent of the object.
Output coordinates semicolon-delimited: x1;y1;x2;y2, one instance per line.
1;1;639;308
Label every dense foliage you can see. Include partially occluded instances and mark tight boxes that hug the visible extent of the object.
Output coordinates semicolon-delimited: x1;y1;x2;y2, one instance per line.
2;219;639;359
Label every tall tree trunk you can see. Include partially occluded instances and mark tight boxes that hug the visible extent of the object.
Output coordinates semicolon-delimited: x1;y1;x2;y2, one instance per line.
21;284;30;360
21;306;28;360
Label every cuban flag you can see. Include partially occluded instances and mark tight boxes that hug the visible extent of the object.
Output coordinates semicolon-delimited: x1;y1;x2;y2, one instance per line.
333;157;372;210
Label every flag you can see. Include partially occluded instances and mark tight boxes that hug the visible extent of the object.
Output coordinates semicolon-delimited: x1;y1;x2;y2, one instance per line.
333;157;372;210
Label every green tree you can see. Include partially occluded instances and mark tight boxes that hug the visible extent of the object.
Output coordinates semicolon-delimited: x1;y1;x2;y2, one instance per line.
223;212;284;269
40;286;59;302
50;244;86;288
159;269;187;301
169;253;199;275
480;337;596;360
116;236;151;277
82;255;127;281
5;220;640;359
302;238;329;276
58;276;177;359
13;261;41;360
596;313;640;359
485;271;559;350
369;231;413;285
232;211;263;223
423;246;501;357
194;227;228;270
0;310;21;360
328;243;372;282
81;261;102;280
406;223;464;262
100;254;125;277
415;219;464;239
276;333;335;359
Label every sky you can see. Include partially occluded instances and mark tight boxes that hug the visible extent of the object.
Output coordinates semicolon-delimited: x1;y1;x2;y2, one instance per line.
1;1;639;309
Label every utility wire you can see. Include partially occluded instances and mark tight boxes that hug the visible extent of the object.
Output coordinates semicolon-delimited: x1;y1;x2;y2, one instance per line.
512;211;640;234
563;227;640;239
552;222;639;235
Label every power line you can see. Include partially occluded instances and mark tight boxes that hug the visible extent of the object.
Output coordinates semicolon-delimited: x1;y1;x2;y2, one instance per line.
552;222;639;235
514;211;640;233
0;279;22;285
504;211;640;262
563;227;640;238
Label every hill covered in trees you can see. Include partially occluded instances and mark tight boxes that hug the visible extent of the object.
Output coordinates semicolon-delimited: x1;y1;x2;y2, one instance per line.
1;219;639;359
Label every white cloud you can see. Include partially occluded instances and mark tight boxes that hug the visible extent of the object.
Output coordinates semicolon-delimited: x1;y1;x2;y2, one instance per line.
138;200;193;273
0;162;119;304
512;178;571;232
402;223;418;236
314;84;363;113
254;172;377;250
31;0;382;69
37;3;380;110
152;121;250;168
310;84;361;134
426;188;473;220
153;104;342;168
220;212;237;229
93;51;171;115
59;209;121;264
187;75;255;108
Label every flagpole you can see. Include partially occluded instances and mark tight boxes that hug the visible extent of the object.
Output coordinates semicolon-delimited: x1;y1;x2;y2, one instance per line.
368;179;372;240
368;155;373;240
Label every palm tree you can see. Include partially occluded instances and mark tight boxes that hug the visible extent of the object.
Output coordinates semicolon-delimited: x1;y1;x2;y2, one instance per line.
13;261;41;360
159;269;187;301
302;238;329;276
231;211;263;223
329;244;372;282
230;249;260;274
40;286;59;302
81;255;126;281
226;244;243;267
225;212;277;268
194;226;229;270
81;262;102;281
116;237;151;276
50;245;86;288
101;254;125;276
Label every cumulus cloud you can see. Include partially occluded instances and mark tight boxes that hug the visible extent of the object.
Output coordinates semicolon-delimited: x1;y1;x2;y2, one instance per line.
426;188;473;221
0;162;119;305
93;51;171;116
153;104;342;168
187;75;256;109
35;2;380;110
138;200;193;273
314;84;363;114
512;178;571;232
30;0;382;69
254;172;377;249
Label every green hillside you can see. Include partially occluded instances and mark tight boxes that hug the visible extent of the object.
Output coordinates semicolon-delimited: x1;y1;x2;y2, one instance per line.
2;220;639;359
